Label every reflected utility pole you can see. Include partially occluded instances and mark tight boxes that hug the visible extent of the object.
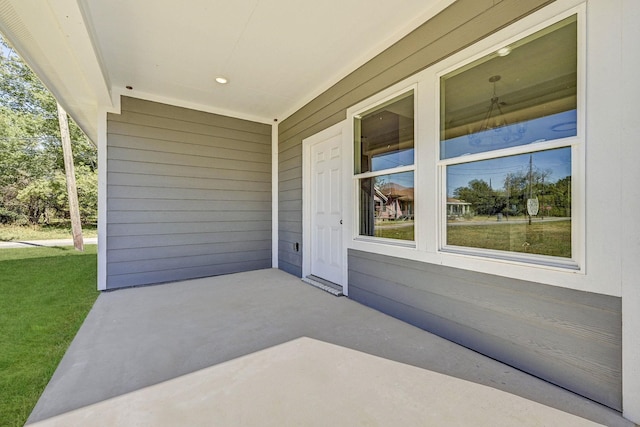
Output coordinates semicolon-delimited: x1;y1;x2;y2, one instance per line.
528;154;533;225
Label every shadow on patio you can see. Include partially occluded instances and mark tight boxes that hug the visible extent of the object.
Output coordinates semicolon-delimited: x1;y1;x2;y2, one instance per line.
27;269;633;426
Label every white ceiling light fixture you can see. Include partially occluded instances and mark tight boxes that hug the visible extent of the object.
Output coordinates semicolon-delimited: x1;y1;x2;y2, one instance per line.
497;46;512;57
215;77;228;84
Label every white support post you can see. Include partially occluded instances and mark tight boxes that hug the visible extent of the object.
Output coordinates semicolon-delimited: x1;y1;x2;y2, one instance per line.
272;121;279;268
621;0;640;422
97;108;108;291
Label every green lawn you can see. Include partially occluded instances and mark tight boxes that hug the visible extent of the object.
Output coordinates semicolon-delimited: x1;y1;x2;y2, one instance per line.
0;223;98;242
0;245;98;427
374;220;415;241
448;219;571;257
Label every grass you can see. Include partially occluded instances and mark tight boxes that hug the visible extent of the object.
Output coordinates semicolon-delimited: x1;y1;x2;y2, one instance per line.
374;220;415;241
371;217;571;258
0;222;97;242
0;245;98;427
448;219;571;257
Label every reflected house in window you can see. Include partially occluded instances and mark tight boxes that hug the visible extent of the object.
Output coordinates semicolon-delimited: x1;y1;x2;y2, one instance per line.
375;183;414;221
447;197;471;218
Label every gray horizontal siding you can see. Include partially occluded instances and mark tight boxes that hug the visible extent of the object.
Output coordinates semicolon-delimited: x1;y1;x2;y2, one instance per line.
348;249;622;410
107;146;270;172
107;240;272;263
108;198;269;212
277;0;552;278
107;260;270;289
107;185;270;201
108;230;272;250
106;96;272;289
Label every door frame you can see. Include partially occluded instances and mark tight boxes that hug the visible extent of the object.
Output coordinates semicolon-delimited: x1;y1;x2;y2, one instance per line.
302;120;349;294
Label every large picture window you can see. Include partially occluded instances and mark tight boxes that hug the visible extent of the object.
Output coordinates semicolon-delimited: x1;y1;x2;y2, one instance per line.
348;6;584;273
354;91;415;242
439;14;579;264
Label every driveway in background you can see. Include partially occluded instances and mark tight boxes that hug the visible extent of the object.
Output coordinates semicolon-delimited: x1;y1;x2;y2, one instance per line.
0;238;97;249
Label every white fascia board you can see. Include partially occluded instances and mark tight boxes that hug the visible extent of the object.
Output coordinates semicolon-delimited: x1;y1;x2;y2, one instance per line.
0;0;113;142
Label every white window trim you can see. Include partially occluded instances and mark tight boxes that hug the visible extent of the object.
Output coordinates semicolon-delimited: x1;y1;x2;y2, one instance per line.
351;85;418;247
434;3;586;273
346;0;592;293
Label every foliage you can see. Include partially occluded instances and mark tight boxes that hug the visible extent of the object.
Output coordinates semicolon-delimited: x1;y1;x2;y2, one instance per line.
454;179;498;216
0;223;97;242
0;245;98;426
0;34;97;226
453;173;571;218
75;165;98;222
0;208;20;224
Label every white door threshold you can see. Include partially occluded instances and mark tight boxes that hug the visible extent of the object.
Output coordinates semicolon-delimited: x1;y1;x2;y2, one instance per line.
302;275;343;296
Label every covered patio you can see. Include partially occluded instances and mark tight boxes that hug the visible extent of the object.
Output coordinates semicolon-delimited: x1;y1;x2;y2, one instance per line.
27;269;632;426
2;0;639;422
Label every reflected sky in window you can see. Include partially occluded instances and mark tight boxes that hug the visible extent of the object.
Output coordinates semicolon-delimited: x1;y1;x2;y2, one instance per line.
447;147;571;197
371;148;414;171
441;110;576;159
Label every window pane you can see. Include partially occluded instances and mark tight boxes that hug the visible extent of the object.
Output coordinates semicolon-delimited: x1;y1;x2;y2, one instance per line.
355;91;414;173
440;15;577;159
359;171;414;241
446;148;571;258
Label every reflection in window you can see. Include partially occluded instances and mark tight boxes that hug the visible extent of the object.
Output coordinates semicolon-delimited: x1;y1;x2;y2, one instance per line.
355;91;414;173
360;172;414;241
446;148;571;257
440;15;577;159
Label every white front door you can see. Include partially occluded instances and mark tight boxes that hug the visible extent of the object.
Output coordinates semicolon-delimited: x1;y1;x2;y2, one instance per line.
310;134;343;284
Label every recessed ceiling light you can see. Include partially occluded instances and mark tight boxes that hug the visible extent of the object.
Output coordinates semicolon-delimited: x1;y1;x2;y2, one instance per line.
215;77;228;84
497;47;511;57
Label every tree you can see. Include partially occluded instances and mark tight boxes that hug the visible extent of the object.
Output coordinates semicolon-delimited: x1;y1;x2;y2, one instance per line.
454;179;500;216
0;34;97;225
547;176;571;217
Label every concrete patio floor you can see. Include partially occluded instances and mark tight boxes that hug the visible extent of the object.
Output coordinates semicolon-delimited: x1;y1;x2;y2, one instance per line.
27;269;634;426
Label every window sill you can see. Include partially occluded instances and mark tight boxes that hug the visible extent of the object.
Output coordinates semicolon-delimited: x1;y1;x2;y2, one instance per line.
440;245;581;271
354;236;416;249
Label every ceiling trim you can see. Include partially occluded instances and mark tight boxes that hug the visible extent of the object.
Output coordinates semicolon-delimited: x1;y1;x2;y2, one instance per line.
111;86;275;125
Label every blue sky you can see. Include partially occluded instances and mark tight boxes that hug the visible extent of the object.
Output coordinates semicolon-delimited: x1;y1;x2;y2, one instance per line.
447;147;571;196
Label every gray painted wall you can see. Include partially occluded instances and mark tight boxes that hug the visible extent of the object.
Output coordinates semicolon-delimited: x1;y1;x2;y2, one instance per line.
277;0;624;412
106;97;272;289
348;249;622;410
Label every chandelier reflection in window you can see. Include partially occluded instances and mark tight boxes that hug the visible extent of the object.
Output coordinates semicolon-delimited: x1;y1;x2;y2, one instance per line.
468;75;527;148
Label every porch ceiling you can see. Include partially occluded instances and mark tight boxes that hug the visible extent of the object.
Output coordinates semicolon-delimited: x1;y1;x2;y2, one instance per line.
0;0;452;141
